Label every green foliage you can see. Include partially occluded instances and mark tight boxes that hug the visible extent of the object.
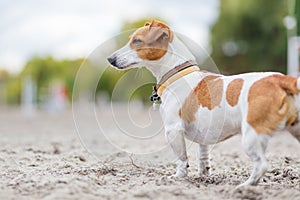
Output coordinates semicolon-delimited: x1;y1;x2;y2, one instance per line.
131;82;154;103
96;67;125;98
6;57;83;104
296;0;300;35
211;0;288;74
0;70;14;104
96;67;155;103
6;75;21;105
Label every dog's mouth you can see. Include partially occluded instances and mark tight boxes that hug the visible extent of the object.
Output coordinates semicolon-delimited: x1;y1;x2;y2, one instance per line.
116;62;138;70
107;56;138;70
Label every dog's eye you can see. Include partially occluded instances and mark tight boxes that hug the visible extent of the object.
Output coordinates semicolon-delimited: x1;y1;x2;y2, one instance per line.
132;38;142;44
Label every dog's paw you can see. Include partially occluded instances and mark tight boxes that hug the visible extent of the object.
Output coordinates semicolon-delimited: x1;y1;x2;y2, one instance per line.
235;180;254;190
198;166;210;176
235;183;247;190
169;170;188;179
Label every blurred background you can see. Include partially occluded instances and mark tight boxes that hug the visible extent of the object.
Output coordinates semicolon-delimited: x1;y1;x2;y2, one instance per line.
0;0;299;110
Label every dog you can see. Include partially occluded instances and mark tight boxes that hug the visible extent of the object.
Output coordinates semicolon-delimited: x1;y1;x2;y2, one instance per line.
107;20;300;187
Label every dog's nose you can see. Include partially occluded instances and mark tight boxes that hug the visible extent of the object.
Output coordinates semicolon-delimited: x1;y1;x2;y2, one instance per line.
107;56;117;67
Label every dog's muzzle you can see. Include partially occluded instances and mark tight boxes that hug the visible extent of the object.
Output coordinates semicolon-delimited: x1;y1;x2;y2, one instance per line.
107;55;117;67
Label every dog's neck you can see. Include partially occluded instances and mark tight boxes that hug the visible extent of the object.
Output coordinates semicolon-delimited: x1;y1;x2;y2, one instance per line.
145;36;196;82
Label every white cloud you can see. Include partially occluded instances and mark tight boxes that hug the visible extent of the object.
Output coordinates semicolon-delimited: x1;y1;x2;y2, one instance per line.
0;0;219;73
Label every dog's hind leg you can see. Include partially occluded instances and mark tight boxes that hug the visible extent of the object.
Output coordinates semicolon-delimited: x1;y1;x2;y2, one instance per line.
285;94;300;142
238;125;270;188
165;130;189;178
197;144;210;175
287;122;300;142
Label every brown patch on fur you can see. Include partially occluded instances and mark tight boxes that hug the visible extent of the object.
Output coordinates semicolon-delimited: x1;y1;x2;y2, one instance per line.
179;92;198;123
247;75;300;134
285;95;298;126
179;75;223;123
226;78;244;107
196;75;223;110
130;20;173;60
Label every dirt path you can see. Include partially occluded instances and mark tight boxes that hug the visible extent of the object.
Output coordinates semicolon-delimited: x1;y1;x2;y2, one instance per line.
0;106;299;199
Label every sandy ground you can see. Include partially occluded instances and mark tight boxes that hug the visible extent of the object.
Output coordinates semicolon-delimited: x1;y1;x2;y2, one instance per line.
0;104;299;200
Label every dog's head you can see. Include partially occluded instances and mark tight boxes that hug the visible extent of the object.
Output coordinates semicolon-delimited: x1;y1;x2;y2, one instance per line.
107;20;174;70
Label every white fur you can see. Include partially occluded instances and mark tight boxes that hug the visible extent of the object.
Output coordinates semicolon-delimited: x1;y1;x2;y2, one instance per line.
108;28;300;187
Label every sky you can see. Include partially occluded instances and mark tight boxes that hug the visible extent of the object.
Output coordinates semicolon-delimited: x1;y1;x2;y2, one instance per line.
0;0;219;74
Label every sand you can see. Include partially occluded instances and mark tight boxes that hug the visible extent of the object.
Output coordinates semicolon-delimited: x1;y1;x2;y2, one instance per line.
0;104;299;200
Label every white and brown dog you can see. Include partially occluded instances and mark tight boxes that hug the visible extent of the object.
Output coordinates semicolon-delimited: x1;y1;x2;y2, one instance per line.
107;20;300;187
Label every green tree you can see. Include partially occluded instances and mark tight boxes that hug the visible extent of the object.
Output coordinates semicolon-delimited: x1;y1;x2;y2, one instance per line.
0;70;10;104
6;57;83;104
296;0;300;35
211;0;288;74
6;76;21;105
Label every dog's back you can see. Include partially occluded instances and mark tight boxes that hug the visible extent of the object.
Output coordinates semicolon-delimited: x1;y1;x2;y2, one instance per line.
179;72;300;142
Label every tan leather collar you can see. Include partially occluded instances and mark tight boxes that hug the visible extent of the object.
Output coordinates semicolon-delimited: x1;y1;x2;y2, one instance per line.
150;60;199;102
156;65;199;96
154;60;198;92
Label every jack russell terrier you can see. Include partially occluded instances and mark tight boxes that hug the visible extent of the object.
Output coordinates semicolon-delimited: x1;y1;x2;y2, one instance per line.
107;20;300;187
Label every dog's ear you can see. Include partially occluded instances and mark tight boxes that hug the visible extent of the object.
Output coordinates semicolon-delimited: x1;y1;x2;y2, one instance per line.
148;20;174;42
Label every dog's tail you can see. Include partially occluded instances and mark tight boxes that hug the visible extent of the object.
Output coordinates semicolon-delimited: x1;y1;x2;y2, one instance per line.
275;75;300;94
280;75;300;138
268;75;300;126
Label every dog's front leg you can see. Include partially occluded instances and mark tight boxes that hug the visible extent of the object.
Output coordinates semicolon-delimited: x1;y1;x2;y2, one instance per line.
197;144;210;175
165;130;188;178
